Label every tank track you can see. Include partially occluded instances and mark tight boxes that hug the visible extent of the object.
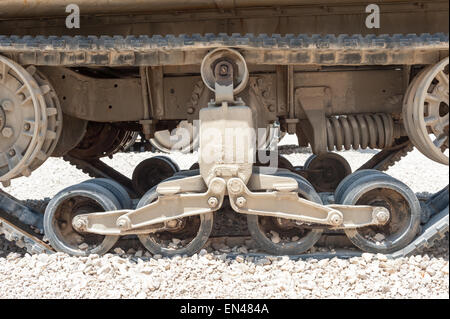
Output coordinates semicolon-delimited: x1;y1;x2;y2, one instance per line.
0;189;53;254
357;140;414;172
0;33;448;67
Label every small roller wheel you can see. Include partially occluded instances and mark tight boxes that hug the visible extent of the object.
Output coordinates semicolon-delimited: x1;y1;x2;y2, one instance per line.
132;156;180;196
334;169;387;204
82;178;132;209
137;176;214;257
44;183;120;256
246;173;323;255
304;152;352;192
337;171;421;254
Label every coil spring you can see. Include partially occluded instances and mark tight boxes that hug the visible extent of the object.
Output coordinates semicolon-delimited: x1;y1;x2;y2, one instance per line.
326;113;394;151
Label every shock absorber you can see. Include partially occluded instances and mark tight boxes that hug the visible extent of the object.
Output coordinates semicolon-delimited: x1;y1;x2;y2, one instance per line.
326;113;397;151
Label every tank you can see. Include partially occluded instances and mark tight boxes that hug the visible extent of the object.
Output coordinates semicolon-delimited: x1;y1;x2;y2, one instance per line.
0;0;448;257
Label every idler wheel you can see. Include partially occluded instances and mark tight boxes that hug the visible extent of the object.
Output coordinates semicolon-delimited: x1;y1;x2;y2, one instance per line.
137;175;214;257
246;173;323;255
43;183;121;256
0;57;62;185
403;57;449;165
336;170;421;253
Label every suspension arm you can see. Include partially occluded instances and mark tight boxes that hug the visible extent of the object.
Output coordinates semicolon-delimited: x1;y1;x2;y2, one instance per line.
72;177;226;236
227;177;390;229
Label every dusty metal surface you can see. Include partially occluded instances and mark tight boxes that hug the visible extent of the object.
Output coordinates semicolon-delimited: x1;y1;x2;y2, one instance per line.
0;33;447;67
0;1;448;38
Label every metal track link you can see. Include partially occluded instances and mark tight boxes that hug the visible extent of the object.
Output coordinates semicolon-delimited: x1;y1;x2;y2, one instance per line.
388;206;449;259
63;154;137;197
0;216;54;254
0;33;448;67
0;188;53;254
358;141;414;172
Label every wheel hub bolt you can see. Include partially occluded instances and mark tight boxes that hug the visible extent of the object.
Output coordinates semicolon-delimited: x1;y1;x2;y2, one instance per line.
236;197;247;208
72;216;88;231
374;208;390;224
2;127;13;138
116;216;131;230
8;149;15;157
24;123;31;131
219;64;229;76
208;197;219;208
329;212;343;226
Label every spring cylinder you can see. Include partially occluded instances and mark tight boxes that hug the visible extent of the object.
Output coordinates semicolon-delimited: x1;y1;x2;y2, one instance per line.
326;113;394;151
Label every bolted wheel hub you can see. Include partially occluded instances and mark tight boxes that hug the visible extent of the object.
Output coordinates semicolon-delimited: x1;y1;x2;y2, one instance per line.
0;56;62;186
403;57;449;165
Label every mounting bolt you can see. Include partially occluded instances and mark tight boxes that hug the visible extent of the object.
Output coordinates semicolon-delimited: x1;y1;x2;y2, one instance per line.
187;107;195;114
72;216;88;232
228;179;243;195
1;100;14;111
24;123;31;131
208;197;219;208
374;207;390;224
236;197;247;208
8;149;15;157
2;127;13;138
116;216;132;230
219;64;229;76
329;211;343;226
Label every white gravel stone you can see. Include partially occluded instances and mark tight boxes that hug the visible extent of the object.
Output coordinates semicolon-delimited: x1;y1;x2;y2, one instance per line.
113;248;125;255
78;243;89;250
270;231;281;244
373;233;386;242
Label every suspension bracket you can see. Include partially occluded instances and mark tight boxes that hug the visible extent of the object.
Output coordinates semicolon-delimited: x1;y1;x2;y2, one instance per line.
72;176;226;236
227;176;390;229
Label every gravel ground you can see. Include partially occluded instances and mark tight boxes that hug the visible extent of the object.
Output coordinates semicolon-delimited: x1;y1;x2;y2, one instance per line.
0;135;448;298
